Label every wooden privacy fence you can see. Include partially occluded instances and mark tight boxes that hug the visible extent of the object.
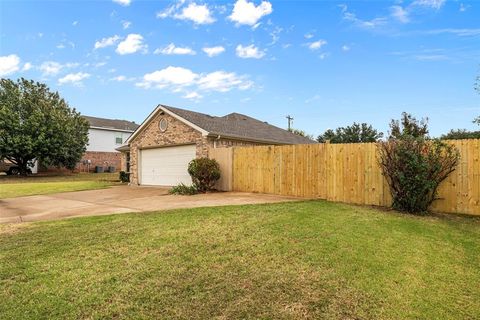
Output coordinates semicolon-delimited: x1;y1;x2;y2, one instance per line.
210;139;480;215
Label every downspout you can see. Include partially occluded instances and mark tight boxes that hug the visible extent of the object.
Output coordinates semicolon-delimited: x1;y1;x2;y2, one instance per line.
214;135;221;148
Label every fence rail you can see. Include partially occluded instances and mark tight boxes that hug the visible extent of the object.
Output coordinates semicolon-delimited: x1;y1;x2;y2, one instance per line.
210;139;480;215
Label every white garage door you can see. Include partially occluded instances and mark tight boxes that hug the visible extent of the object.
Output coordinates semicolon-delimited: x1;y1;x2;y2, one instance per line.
140;145;196;186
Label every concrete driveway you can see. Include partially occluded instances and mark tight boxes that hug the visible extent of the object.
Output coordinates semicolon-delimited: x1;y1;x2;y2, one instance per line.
0;186;298;223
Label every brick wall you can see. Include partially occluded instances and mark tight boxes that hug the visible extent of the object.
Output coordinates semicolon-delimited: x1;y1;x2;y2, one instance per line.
38;151;122;173
76;151;123;173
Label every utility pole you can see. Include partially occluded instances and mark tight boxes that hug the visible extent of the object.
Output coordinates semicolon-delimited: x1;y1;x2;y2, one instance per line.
286;115;294;131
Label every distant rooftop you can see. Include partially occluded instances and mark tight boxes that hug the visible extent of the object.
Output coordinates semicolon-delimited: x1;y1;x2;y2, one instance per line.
83;115;139;132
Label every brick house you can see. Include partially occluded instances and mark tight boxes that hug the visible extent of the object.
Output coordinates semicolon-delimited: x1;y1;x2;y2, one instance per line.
76;116;139;172
120;104;315;186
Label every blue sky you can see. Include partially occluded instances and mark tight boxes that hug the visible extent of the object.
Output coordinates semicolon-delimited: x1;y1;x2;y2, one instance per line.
1;0;479;137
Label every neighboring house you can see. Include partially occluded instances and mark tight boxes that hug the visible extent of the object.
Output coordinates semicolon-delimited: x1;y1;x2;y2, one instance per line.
119;104;315;186
78;116;139;172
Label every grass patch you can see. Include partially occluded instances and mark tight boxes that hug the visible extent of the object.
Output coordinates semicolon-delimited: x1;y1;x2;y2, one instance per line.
0;173;118;199
0;201;479;319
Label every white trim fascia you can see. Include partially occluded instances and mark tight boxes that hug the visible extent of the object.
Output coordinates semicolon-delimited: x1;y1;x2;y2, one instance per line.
125;106;161;144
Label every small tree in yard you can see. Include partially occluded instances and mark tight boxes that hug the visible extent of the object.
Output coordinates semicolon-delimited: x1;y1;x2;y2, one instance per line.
378;113;459;214
188;158;221;193
0;78;89;174
288;128;315;140
317;122;383;143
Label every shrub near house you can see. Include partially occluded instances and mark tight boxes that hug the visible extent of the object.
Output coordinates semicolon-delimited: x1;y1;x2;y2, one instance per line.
170;158;221;195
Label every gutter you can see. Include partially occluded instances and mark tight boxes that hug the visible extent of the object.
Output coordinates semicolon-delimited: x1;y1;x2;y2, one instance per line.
115;144;130;152
90;126;136;133
206;132;313;145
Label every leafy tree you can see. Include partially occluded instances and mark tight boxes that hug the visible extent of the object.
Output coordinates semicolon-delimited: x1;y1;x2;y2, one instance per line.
317;122;383;143
441;116;480;140
441;129;480;140
389;112;428;139
288;128;315;140
0;78;89;174
379;113;459;214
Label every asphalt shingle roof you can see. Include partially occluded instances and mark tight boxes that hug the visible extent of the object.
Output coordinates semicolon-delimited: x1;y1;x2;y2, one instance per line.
83;116;139;132
162;105;316;145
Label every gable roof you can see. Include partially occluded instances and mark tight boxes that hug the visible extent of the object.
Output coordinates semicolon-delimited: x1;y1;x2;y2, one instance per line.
127;104;316;145
83;115;139;132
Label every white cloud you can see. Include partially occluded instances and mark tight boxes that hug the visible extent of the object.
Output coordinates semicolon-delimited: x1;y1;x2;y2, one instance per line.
202;46;225;57
341;5;387;29
111;75;128;81
412;0;446;9
122;21;132;29
22;62;32;71
136;66;253;95
308;40;327;50
423;28;480;37
39;61;63;76
154;43;196;55
0;54;21;76
94;62;107;68
72;21;78;26
236;44;265;59
342;45;350;52
304;33;314;39
319;53;329;60
229;0;272;26
113;75;126;81
177;3;215;24
268;26;283;45
113;0;131;6
116;34;147;55
138;66;198;89
39;61;78;76
183;91;203;100
158;2;215;25
413;54;448;61
391;5;410;23
459;3;469;12
197;71;252;92
58;72;90;86
94;35;121;49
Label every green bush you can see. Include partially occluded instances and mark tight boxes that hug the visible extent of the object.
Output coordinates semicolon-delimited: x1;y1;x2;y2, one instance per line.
119;171;130;183
187;158;221;193
378;137;459;214
169;183;198;195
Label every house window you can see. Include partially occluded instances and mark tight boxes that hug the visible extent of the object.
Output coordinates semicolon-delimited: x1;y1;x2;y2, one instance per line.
115;137;123;144
159;118;168;132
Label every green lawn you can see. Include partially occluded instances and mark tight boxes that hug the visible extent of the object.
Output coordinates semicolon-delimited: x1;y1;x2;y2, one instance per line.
0;173;119;199
1;201;479;319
